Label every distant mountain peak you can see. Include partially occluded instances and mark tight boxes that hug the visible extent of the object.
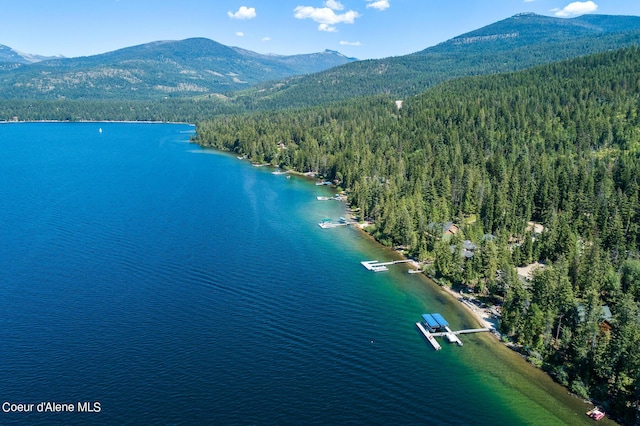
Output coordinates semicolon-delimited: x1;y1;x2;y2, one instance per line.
0;44;63;64
323;49;357;60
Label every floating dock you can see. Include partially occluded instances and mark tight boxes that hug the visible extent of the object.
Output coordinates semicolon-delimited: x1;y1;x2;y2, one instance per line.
444;327;463;346
360;260;388;272
416;313;490;350
360;259;412;272
318;217;355;228
316;194;342;201
319;222;349;228
415;322;442;350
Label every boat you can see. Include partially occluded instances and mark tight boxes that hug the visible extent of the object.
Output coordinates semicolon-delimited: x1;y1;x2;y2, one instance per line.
586;408;605;421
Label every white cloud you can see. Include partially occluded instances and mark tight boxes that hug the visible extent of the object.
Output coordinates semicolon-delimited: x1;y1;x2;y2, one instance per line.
340;40;362;46
294;5;361;31
236;32;245;37
319;23;338;32
524;0;537;3
366;0;390;11
261;37;271;42
553;1;598;17
228;6;257;20
325;0;344;10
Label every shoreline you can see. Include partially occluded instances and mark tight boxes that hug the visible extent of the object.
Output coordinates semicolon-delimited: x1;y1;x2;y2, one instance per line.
338;198;502;334
205;146;615;424
345;217;612;422
344;206;616;423
0;119;195;125
438;283;500;332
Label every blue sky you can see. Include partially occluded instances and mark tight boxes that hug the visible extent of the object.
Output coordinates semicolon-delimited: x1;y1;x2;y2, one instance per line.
1;0;640;59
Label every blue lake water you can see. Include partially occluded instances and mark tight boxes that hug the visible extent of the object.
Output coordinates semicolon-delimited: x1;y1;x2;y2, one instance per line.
0;122;596;425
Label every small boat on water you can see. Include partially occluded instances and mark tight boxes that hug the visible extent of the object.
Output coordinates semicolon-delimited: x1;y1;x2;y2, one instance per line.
586;408;605;421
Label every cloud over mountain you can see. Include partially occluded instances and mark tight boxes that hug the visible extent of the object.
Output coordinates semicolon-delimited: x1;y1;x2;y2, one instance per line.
553;1;598;17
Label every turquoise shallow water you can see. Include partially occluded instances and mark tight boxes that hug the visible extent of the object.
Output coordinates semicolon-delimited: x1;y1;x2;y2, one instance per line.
0;122;597;425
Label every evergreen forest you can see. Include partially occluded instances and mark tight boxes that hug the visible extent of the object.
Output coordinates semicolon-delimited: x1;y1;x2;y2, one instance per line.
196;47;640;423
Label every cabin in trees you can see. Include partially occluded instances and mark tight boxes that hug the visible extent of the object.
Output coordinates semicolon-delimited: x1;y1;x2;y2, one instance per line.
577;304;614;332
461;240;477;259
427;222;460;240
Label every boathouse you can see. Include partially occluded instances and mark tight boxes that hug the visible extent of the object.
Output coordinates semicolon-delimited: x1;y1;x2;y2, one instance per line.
420;313;449;332
431;313;449;328
417;313;490;350
421;314;440;331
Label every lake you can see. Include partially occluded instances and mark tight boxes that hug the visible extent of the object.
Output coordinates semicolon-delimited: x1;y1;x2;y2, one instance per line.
0;122;599;425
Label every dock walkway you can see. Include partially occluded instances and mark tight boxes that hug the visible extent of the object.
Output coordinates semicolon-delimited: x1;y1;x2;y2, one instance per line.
361;259;412;272
430;328;491;336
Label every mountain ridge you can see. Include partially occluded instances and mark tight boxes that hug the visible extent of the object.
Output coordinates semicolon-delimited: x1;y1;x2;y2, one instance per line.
0;37;356;99
2;13;640;104
231;13;640;110
427;13;640;52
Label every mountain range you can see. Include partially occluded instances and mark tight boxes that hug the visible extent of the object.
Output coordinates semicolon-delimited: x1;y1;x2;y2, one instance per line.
235;13;640;109
1;13;640;104
0;38;355;99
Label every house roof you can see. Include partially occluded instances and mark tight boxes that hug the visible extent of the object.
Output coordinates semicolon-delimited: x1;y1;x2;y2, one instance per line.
462;240;477;251
577;305;613;322
427;221;459;235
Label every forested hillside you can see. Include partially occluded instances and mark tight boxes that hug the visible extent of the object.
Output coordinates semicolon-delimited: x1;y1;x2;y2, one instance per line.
0;98;240;123
3;14;640;121
232;13;640;110
0;38;354;100
196;47;640;423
